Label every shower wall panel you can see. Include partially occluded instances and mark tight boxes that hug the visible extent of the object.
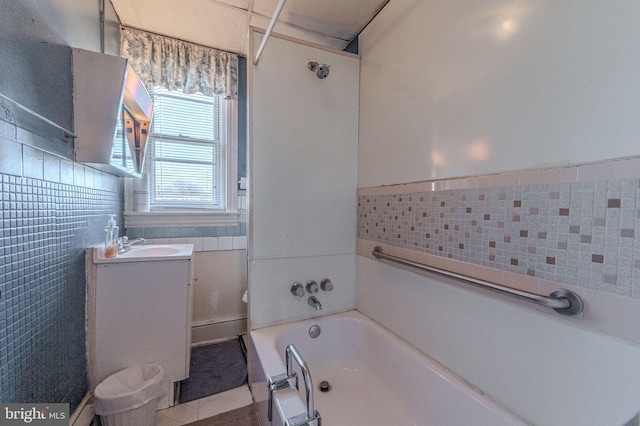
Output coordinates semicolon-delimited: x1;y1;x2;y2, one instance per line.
358;0;640;187
248;32;359;329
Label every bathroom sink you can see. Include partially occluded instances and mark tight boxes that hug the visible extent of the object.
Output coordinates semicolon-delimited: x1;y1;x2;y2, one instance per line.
93;244;194;263
126;246;182;256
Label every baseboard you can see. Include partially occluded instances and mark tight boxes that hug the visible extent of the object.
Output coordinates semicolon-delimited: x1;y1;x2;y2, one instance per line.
191;316;247;345
70;392;95;426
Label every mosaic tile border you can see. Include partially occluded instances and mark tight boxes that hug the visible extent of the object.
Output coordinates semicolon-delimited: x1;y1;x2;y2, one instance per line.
358;177;640;299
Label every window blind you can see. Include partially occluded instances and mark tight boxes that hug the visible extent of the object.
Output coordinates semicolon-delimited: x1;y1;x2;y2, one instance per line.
149;87;225;209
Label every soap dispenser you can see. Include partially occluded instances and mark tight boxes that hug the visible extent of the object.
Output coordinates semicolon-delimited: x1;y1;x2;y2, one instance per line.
104;214;119;258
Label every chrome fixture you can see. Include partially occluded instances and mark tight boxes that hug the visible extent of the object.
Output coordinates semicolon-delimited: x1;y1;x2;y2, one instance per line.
307;61;330;79
285;345;321;426
320;278;333;291
253;0;286;64
307;296;322;311
309;324;321;338
372;246;584;316
291;282;305;297
117;236;147;253
268;344;321;425
319;380;331;392
306;280;319;293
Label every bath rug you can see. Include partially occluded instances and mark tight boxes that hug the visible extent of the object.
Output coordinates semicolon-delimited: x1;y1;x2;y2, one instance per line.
179;339;247;403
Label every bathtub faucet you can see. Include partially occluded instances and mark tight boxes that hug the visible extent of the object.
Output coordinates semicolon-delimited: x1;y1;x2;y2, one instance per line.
307;296;322;311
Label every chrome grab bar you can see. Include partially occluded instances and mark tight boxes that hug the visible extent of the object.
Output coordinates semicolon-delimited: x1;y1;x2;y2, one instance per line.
372;246;583;316
285;344;321;426
267;344;321;426
267;373;294;422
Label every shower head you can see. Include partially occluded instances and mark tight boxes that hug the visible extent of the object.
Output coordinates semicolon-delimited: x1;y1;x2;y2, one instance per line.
316;64;330;79
308;61;330;79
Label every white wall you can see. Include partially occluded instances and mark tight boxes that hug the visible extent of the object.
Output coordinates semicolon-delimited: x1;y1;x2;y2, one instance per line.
192;250;248;343
248;32;359;329
357;1;640;425
359;0;640;187
357;255;640;426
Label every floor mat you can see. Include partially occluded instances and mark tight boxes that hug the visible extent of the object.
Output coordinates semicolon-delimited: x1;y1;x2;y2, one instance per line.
179;339;248;404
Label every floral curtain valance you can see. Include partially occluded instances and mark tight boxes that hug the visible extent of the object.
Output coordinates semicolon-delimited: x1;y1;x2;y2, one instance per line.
121;27;238;99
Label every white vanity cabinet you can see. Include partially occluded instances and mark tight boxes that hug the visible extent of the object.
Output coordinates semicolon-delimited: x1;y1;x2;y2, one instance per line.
86;244;194;408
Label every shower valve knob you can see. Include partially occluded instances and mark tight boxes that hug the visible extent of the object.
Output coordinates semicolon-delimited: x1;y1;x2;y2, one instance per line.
291;282;305;297
320;278;333;291
306;280;319;293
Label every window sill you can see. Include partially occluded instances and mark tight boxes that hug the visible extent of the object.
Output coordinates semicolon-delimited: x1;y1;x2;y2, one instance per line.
124;210;241;228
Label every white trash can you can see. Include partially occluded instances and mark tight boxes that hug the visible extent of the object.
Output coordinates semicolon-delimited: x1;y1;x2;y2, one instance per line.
94;363;166;426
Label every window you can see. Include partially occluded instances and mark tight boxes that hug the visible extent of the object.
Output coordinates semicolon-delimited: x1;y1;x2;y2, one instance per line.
120;27;240;228
124;88;238;228
149;87;225;209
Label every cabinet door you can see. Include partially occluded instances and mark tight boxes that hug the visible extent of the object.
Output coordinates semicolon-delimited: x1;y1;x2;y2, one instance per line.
95;260;190;383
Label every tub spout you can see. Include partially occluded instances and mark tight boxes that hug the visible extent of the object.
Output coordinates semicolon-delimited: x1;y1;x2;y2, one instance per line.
307;296;322;311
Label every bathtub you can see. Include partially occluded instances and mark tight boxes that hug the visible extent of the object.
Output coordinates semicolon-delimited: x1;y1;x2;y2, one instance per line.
249;310;529;426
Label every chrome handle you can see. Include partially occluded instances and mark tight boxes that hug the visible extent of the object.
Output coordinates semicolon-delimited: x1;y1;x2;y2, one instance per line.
320;278;333;291
291;282;305;297
286;345;319;424
306;280;319;293
372;246;583;316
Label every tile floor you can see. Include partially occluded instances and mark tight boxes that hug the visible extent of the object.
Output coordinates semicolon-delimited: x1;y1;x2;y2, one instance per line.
155;385;253;426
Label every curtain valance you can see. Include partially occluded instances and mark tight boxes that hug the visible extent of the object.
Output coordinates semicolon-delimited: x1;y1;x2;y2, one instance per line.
121;27;238;99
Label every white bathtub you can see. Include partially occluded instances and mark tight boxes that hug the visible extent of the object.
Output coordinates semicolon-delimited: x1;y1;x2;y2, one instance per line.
249;310;529;426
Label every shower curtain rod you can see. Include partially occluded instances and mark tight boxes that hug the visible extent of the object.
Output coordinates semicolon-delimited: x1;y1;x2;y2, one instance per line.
253;0;287;65
372;246;583;316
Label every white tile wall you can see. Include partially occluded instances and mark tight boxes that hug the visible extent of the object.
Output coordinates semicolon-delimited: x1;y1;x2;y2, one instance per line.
148;237;247;252
218;236;233;251
202;237;219;252
186;237;203;252
232;236;247;250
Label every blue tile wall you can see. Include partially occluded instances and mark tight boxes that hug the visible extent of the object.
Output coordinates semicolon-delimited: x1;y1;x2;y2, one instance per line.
125;223;247;239
0;126;123;411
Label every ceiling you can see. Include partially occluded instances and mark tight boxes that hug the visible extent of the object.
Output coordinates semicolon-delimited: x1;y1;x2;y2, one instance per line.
110;0;388;56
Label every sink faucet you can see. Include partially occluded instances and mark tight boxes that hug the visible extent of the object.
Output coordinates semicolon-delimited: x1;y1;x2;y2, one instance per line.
117;237;148;253
307;296;322;311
